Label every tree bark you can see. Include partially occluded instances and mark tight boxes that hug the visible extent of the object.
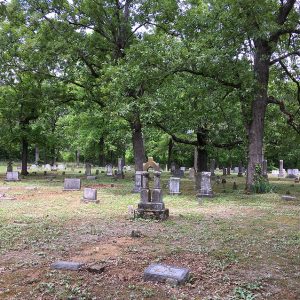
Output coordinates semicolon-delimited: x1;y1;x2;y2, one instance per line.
167;138;173;170
130;116;146;171
35;145;39;164
246;40;270;190
98;136;105;166
21;137;29;175
196;127;208;172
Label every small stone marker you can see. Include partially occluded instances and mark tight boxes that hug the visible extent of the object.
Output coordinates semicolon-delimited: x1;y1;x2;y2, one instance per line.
282;195;297;201
82;188;98;203
6;172;20;181
51;261;84;271
86;175;97;180
132;171;143;193
144;264;190;285
63;178;81;191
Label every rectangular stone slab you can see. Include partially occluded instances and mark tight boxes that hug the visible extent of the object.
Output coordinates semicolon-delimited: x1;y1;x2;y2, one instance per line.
144;263;190;285
51;261;84;271
63;178;81;191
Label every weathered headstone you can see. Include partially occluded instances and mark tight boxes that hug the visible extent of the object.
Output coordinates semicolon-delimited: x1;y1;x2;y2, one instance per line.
85;163;92;176
117;158;125;178
51;261;84;271
87;175;97;180
189;168;195;180
45;164;51;171
136;158;168;220
197;172;213;200
281;195;297;201
144;264;190;285
6;172;20;181
169;177;181;195
82;188;98;203
58;164;65;171
63;178;81;191
279;160;284;177
106;164;113;176
132;170;143;193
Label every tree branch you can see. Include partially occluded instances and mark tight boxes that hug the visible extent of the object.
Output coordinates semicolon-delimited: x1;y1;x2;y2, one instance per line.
269;50;300;65
156;123;198;146
267;96;300;133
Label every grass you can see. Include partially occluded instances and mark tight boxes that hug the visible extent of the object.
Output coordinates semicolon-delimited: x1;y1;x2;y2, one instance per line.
0;166;299;299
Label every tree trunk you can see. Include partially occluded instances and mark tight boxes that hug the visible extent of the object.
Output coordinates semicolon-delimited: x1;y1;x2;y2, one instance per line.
21;137;29;175
50;146;56;166
196;127;208;171
130;116;146;171
98;136;105;166
167;138;173;170
35;145;39;164
246;41;270;190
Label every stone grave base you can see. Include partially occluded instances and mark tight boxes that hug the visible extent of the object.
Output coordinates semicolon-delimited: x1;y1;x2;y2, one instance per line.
134;208;169;220
81;198;99;204
169;191;181;196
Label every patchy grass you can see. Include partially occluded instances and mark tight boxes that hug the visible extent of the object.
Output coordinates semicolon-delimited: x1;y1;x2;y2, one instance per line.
0;169;299;299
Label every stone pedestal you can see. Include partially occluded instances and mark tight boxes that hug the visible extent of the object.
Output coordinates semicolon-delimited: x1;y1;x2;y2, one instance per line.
132;171;143;193
279;160;284;177
169;177;181;195
196;172;213;199
136;166;168;220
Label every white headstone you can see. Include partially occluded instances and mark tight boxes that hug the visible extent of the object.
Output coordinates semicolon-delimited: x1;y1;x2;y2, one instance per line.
6;172;20;181
169;177;181;195
45;164;51;171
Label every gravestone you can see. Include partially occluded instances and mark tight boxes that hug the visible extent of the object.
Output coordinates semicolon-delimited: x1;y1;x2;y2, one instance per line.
87;176;97;180
234;167;239;173
197;172;213;200
45;164;51;171
180;166;186;172
144;264;190;285
63;178;81;191
6;172;20;181
189;168;195;180
169;177;181;195
136;157;169;220
279;160;284;177
31;164;38;170
82;188;98;203
58;164;65;171
106;164;113;176
51;261;84;271
95;169;99;175
7;162;13;172
117;158;125;178
173;168;184;178
85;163;92;176
132;171;143;193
